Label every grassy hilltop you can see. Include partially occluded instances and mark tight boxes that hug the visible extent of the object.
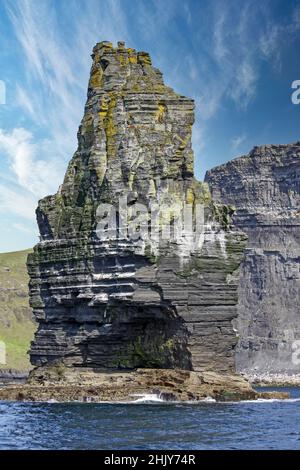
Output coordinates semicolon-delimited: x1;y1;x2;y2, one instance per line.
0;249;36;371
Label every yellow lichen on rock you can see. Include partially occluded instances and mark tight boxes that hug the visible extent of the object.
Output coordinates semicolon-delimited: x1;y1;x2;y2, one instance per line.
105;95;117;138
117;53;129;66
127;47;136;55
156;103;166;123
99;98;109;119
186;187;195;204
193;181;211;205
98;41;113;52
89;67;103;88
129;55;137;64
103;94;117;158
137;51;152;66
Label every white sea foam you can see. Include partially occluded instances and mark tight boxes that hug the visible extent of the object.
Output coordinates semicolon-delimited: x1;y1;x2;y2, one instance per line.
130;393;165;403
41;394;300;405
112;396;300;405
201;396;216;403
232;397;300;404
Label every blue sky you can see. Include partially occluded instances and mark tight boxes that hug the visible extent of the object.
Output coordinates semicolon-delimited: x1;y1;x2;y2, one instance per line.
0;0;299;252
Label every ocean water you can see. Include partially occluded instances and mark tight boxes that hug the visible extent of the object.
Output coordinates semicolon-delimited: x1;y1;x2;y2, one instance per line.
0;387;300;450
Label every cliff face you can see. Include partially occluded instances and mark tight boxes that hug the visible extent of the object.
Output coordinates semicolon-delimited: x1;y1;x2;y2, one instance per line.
28;41;247;374
206;143;300;375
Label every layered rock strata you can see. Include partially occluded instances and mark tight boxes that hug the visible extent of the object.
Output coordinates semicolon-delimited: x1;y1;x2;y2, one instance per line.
28;41;247;374
206;143;300;376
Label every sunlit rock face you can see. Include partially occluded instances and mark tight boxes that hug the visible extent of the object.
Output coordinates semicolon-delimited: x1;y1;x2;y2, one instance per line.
206;143;300;376
28;41;247;373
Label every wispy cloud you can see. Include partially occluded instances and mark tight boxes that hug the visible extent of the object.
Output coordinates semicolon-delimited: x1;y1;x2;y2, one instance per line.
259;4;300;70
195;0;300;117
0;183;37;221
12;222;33;234
0;127;62;196
15;85;35;117
6;0;85;157
231;134;247;152
4;0;134;156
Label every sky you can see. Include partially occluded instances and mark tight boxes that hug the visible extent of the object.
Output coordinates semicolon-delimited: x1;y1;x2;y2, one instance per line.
0;0;299;252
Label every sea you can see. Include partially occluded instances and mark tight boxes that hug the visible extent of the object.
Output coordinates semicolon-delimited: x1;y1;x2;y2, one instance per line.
0;387;299;450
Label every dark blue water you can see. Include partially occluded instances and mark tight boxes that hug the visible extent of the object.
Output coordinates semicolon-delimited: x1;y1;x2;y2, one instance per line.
0;387;300;450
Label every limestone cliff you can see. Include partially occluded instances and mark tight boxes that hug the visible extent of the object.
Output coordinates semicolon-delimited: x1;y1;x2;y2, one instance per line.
28;41;247;374
206;143;300;376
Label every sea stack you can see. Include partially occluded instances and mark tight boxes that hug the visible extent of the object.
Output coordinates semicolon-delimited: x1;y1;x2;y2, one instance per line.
27;41;247;374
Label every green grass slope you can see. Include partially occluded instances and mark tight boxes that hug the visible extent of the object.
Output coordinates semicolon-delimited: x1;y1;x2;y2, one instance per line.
0;249;36;371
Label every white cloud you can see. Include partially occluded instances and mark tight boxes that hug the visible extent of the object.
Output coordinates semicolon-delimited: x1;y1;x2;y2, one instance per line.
213;10;228;63
12;222;34;235
6;0;84;158
183;2;192;25
5;0;135;159
231;134;247;151
192;123;206;153
0;127;62;197
259;5;300;69
195;0;300;118
228;61;257;109
187;57;198;81
211;2;258;110
0;183;36;221
15;85;35;118
292;6;300;31
260;24;280;61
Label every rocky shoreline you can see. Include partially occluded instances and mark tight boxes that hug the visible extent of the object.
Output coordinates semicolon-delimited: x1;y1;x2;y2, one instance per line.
242;372;300;387
0;368;289;402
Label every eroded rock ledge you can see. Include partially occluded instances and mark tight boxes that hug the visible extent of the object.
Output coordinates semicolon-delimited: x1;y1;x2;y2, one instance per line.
0;367;289;402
